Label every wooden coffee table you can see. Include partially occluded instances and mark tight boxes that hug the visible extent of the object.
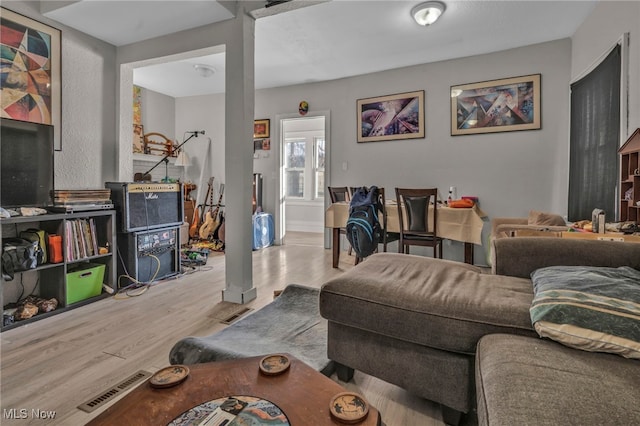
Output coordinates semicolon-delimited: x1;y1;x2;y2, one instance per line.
88;354;381;425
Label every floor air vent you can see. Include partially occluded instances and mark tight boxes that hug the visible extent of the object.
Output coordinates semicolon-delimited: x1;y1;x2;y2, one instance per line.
221;307;252;324
77;370;152;413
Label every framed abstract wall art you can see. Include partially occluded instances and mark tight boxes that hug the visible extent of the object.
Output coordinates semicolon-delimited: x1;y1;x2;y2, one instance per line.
1;8;62;150
450;74;541;136
357;90;424;143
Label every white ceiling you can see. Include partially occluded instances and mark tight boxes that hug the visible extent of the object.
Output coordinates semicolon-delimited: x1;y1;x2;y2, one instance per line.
44;0;598;98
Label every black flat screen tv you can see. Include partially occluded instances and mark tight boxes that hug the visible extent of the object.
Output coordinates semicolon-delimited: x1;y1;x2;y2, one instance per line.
1;118;55;209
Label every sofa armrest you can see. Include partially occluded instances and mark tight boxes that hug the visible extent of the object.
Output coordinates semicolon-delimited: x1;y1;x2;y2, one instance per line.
491;237;640;278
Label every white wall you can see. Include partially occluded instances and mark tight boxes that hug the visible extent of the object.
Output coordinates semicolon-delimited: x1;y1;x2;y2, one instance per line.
140;87;175;139
253;39;572;226
172;38;572;261
175;93;226;206
177;38;571;224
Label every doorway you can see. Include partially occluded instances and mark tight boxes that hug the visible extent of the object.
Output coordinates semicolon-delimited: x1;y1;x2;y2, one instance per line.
276;112;330;248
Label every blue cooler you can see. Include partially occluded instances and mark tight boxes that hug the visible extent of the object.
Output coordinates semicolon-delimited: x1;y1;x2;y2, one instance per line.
252;212;274;250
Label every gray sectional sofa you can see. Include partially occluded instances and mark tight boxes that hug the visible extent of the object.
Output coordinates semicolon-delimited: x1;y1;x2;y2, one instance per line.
319;237;640;425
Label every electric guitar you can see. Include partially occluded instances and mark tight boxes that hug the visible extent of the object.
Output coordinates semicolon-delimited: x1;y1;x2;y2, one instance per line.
199;183;224;240
212;210;225;241
218;214;225;243
208;184;225;240
190;177;213;239
187;199;198;239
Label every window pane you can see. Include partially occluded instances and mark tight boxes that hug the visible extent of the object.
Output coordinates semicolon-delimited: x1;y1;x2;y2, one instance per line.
286;170;304;198
316;171;325;199
315;138;325;170
314;138;325;199
285;140;306;168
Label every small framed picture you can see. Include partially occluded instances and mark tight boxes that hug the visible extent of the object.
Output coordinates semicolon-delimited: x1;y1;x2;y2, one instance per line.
254;119;270;139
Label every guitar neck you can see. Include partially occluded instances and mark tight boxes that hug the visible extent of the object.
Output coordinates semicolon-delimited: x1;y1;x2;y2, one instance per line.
214;184;225;209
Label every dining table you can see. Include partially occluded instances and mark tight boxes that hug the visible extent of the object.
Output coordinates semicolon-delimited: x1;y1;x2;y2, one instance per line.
325;200;487;267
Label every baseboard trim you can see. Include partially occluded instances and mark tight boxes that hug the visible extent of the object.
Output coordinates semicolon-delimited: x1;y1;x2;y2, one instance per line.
286;220;323;233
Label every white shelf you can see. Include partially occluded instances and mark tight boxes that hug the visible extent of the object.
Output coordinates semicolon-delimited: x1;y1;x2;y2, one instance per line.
133;153;177;164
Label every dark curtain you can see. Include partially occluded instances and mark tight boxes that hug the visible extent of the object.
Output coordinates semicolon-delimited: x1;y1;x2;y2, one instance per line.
568;45;621;222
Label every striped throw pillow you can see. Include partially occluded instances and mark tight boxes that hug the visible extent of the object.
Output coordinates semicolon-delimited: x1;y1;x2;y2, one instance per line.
530;265;640;359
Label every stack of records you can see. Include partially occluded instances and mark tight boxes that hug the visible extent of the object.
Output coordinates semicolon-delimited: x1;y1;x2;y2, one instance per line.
54;189;111;204
64;218;99;261
53;189;113;212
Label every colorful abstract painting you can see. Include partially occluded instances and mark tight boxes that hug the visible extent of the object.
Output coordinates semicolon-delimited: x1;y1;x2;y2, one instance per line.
450;74;541;136
1;8;61;149
133;85;142;125
133;85;143;153
357;90;424;142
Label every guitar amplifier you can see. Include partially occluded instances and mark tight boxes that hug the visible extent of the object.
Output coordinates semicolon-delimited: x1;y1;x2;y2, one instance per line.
106;182;183;232
117;226;179;285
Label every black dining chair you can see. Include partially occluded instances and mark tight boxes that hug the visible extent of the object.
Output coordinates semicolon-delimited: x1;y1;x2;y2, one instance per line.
328;187;351;203
328;186;353;258
395;187;443;258
378;187;400;252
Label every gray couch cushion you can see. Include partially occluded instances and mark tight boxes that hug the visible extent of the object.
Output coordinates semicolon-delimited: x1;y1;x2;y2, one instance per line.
476;333;640;426
320;253;536;355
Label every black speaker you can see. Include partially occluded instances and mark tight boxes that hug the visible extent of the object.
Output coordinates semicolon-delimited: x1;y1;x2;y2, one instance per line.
116;226;179;286
106;182;183;232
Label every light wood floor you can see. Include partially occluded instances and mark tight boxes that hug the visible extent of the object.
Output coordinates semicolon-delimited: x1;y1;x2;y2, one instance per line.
0;232;458;425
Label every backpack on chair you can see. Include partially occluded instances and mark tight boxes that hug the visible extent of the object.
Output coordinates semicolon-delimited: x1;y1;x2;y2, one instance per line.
346;186;381;259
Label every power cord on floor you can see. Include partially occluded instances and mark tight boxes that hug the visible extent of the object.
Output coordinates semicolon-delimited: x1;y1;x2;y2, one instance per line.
115;253;161;298
113;250;214;299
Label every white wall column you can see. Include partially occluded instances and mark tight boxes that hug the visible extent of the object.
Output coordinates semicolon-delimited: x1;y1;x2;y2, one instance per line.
223;7;257;304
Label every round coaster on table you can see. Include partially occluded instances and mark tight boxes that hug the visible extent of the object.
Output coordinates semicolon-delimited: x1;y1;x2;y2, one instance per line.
329;391;369;424
259;354;290;376
150;365;190;388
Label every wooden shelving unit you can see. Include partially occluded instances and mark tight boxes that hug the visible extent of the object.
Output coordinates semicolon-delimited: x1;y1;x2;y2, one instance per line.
1;210;116;331
619;128;640;222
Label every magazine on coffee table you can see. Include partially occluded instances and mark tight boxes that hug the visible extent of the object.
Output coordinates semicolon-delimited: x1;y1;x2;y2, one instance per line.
169;395;289;426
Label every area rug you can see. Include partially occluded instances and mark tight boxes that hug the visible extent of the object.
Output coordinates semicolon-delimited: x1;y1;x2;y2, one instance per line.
169;284;334;375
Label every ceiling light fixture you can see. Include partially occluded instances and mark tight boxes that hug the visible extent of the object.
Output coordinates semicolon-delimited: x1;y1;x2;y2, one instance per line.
411;1;446;26
194;64;216;78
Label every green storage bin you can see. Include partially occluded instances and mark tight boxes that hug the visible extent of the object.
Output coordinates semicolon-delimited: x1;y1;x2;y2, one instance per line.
66;263;105;304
